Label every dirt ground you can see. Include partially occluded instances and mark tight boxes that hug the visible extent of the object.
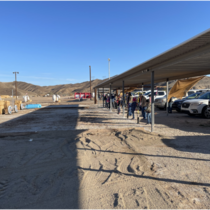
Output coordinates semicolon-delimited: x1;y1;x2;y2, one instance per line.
0;97;210;208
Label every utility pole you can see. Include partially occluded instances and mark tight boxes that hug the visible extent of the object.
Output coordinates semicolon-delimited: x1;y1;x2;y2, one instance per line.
89;66;91;100
13;72;19;99
12;89;14;106
108;58;110;79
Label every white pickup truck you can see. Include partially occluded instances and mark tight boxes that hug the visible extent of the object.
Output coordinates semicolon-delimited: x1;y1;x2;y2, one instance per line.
181;91;210;118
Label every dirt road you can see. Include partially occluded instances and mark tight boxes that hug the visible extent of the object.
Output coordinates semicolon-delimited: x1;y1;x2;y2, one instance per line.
0;98;210;208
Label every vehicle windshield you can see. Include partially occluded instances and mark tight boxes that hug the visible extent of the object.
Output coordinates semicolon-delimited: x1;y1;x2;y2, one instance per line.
158;92;165;95
187;91;195;95
185;92;202;99
198;92;210;99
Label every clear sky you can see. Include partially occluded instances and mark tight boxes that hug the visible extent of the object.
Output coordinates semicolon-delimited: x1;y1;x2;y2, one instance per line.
0;1;210;86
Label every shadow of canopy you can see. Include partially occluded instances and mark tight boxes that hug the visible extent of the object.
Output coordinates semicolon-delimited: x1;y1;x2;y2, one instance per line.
0;105;83;209
162;135;210;154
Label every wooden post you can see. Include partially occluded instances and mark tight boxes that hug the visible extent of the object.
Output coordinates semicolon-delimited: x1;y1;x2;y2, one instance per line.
94;88;97;104
13;72;19;99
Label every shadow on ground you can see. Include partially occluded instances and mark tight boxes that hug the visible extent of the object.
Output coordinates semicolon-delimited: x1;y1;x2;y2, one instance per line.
1;103;210;208
0;105;83;208
162;135;210;154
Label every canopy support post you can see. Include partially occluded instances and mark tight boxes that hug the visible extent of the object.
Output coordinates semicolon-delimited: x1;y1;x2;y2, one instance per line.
110;84;112;111
142;83;144;93
166;78;169;115
151;71;155;132
103;87;104;107
94;88;97;104
123;80;125;118
97;89;99;106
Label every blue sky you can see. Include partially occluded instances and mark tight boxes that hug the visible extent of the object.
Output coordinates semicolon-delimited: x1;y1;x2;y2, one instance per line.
0;1;210;86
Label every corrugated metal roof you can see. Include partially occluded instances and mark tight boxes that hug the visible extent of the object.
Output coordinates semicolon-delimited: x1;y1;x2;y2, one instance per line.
95;28;210;89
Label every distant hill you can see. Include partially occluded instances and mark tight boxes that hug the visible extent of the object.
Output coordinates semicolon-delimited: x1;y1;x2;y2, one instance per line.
0;82;35;96
0;76;209;96
0;79;107;96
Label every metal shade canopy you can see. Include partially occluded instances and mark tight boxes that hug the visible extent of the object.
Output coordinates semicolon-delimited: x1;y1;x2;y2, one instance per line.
94;28;210;89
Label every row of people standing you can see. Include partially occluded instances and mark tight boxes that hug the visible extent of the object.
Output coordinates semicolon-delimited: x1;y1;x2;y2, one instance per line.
127;93;152;124
103;94;122;109
139;94;152;124
103;92;152;124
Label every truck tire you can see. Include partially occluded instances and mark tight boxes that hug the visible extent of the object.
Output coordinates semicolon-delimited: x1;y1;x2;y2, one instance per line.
202;106;210;119
164;104;166;110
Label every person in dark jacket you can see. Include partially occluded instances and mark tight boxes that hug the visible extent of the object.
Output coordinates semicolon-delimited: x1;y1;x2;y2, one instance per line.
117;96;121;114
168;97;173;113
127;92;131;105
131;97;137;119
104;95;107;107
141;95;147;119
107;96;110;108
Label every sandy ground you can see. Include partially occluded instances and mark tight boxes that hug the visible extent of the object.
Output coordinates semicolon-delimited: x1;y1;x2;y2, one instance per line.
0;97;210;208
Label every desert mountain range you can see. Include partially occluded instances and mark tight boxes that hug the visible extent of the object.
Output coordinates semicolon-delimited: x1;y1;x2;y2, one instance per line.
0;79;104;96
0;76;210;96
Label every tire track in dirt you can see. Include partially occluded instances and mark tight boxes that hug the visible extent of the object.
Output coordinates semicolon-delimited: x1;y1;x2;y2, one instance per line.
66;129;187;208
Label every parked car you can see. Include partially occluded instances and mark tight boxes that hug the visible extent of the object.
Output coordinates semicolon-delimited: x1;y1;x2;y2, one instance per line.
155;89;210;111
207;101;210;115
132;91;146;97
181;91;210;118
143;90;166;100
172;91;205;112
155;96;177;109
